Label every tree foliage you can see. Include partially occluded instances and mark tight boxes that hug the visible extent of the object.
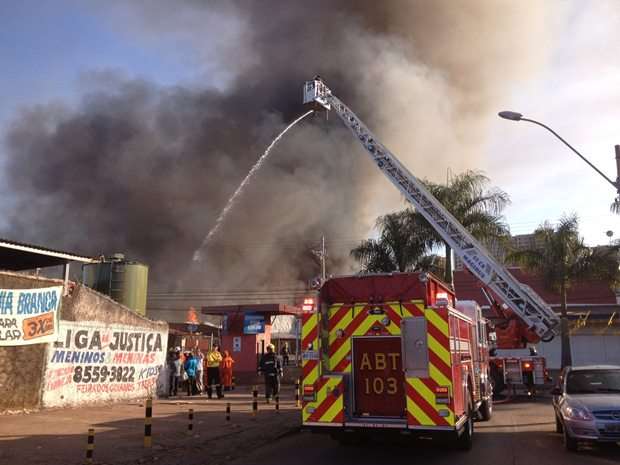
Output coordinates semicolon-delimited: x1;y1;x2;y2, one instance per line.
410;170;511;283
351;170;511;279
507;215;620;293
507;214;619;368
350;210;429;273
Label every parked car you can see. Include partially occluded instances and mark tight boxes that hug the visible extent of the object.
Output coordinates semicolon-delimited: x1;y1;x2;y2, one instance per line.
552;365;620;451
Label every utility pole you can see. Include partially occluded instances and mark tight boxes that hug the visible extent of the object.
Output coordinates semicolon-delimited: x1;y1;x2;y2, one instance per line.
310;236;328;288
615;145;620;202
615;145;620;186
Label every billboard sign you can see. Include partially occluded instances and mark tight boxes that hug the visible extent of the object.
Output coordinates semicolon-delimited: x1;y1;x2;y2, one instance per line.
243;313;265;334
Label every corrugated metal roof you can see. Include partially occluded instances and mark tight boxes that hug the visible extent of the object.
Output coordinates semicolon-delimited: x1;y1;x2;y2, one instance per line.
0;237;98;270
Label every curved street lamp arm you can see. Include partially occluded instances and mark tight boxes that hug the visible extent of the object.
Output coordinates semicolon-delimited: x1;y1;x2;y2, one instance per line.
521;117;619;191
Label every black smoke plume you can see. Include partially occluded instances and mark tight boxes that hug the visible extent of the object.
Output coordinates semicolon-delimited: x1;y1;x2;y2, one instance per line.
1;1;556;298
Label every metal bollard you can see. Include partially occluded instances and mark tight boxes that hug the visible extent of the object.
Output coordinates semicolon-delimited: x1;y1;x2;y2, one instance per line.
85;428;95;465
226;402;231;421
252;385;258;418
295;379;300;408
144;397;153;448
275;395;280;413
188;408;194;432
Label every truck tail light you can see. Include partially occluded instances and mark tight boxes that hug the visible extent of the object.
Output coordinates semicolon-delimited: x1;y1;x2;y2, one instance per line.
303;384;316;402
302;297;315;312
522;362;532;370
434;386;450;404
435;292;450;307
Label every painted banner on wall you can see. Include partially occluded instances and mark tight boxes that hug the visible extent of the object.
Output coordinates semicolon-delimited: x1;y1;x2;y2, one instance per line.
0;286;63;346
43;321;168;407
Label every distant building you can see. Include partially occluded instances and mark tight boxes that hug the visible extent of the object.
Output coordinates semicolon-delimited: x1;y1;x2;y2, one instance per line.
454;232;545;270
453;267;620;369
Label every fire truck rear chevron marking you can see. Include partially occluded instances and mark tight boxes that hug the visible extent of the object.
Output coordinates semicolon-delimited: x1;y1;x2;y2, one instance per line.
406;379;452;426
303;359;319;384
302;313;320;386
328;304;352;330
428;334;451;366
404;308;455;427
328;301;426;372
426;309;449;335
406;381;435;425
301;320;318;350
428;353;452;387
384;306;404;326
304;376;344;424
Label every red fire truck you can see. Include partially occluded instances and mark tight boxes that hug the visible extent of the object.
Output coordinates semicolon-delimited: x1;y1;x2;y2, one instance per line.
301;272;491;449
300;77;560;448
479;287;551;396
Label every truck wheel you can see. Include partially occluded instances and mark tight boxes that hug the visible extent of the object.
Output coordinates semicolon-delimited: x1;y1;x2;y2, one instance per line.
478;397;493;422
555;414;563;433
563;428;578;452
490;368;505;397
456;415;474;450
456;397;474;451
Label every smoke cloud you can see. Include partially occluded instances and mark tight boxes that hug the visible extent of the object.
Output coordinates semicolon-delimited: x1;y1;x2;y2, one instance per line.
1;1;560;296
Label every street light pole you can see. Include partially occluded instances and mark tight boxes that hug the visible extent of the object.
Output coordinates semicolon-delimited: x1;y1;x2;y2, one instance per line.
498;111;620;196
615;144;620;191
498;111;620;368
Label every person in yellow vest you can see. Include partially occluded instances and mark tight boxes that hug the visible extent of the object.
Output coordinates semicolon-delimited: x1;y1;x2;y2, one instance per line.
206;344;224;399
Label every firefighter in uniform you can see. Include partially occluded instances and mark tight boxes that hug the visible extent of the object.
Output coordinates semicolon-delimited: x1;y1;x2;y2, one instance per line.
206;344;224;399
259;343;283;403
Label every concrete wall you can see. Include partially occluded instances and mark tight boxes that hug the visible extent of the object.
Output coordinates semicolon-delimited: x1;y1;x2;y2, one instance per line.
536;332;620;369
42;285;168;408
0;271;168;412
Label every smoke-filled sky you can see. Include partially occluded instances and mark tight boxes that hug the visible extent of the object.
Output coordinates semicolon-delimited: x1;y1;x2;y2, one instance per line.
1;1;619;292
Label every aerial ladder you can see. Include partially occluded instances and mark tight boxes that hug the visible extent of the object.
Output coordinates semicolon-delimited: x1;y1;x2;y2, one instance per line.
303;77;560;343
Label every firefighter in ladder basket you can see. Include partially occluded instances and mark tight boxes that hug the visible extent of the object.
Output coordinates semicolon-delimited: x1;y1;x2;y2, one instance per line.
259;343;283;403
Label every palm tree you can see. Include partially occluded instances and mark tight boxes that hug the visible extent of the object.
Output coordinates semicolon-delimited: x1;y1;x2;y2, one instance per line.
507;215;620;368
412;170;511;285
351;210;430;273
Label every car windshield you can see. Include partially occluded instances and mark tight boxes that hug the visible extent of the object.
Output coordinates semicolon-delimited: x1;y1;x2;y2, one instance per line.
566;369;620;394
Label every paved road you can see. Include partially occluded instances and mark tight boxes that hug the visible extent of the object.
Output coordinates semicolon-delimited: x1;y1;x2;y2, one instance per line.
231;399;619;465
0;387;299;465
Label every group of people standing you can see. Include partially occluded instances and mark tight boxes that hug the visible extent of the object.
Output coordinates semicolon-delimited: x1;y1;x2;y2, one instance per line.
167;345;235;398
167;341;292;402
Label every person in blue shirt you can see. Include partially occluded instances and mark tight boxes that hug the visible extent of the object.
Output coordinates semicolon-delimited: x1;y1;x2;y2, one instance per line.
184;352;198;396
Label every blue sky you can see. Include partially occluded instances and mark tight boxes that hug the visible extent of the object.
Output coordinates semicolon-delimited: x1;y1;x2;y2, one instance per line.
1;1;618;247
486;3;620;245
0;1;187;124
